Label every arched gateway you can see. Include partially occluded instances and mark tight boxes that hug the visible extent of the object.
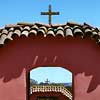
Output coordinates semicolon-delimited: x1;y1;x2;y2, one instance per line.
0;22;100;100
29;67;73;100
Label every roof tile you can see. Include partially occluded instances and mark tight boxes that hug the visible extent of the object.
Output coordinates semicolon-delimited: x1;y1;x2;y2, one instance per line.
0;22;100;45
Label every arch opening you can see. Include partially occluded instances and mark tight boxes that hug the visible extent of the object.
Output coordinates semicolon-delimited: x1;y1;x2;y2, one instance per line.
27;66;73;100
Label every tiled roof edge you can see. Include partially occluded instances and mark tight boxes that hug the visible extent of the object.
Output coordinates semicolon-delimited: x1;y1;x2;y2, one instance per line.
0;22;100;46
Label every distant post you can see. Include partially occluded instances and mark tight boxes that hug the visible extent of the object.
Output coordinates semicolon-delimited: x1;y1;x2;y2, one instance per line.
45;78;50;84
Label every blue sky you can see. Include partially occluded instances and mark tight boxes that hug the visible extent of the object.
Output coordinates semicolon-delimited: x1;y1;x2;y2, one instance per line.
0;0;100;28
30;67;72;83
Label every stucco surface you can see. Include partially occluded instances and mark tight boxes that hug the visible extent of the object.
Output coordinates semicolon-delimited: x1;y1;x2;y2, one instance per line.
0;36;100;100
0;69;26;100
75;73;100;100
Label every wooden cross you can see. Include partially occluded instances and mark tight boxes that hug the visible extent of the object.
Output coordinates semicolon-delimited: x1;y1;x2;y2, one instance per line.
41;5;60;25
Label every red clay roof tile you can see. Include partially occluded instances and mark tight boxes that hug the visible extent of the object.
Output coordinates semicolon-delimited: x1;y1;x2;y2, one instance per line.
0;22;99;45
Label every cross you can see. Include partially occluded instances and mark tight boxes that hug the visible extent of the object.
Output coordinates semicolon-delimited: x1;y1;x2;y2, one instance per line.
41;4;60;25
45;78;50;84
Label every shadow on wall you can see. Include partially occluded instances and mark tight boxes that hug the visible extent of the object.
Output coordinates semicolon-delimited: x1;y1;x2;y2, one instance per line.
0;35;100;93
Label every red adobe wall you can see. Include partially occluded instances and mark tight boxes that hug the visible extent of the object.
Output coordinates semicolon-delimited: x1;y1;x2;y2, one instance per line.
30;92;69;100
0;36;100;100
0;68;26;100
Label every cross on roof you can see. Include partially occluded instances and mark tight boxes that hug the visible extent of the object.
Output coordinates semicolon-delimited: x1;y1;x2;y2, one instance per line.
45;78;50;84
41;4;60;25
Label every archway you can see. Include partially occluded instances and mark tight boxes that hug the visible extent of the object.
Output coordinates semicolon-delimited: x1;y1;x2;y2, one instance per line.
27;66;73;100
